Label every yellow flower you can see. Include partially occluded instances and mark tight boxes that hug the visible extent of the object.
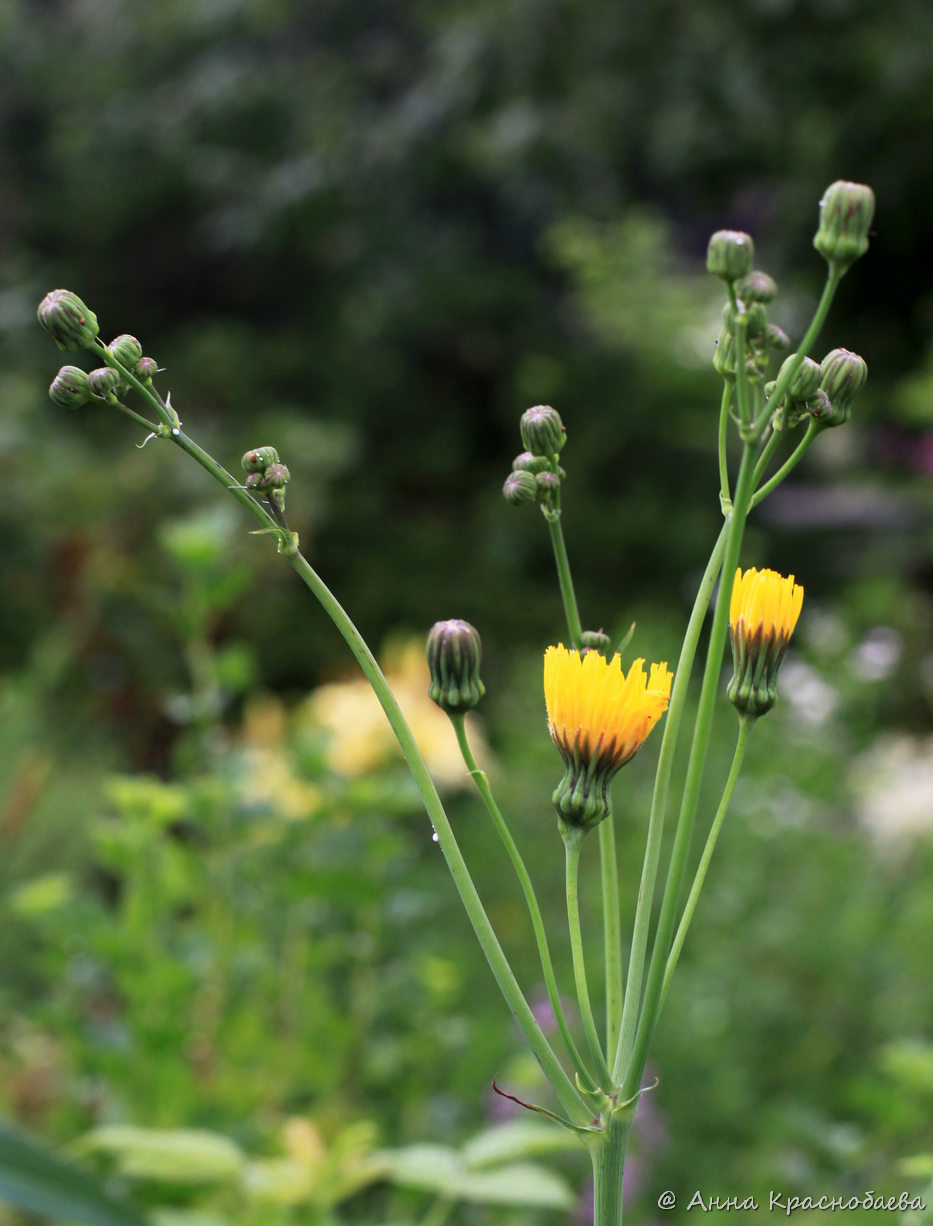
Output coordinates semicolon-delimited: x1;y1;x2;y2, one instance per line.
728;567;803;717
544;646;672;830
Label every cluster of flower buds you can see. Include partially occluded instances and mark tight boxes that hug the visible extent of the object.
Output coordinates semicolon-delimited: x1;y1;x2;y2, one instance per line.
767;346;868;430
503;405;567;508
709;243;790;386
241;446;291;514
426;619;486;715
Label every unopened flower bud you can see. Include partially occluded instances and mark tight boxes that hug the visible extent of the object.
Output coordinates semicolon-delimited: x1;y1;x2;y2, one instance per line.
242;446;280;473
108;334;143;369
580;630;611;656
503;470;538;506
813;181;875;274
48;365;91;409
706;230;754;282
805;389;834;426
244;472;265;491
520;405;565;457
778;354;822;403
426;619;485;714
512;451;549;474
536;471;560;496
37;290;99;351
722;302;767;338
818;347;868;425
712;326;737;382
738;270;777;303
263;462;290;488
135;356;158;382
87;367;121;398
764;324;790;351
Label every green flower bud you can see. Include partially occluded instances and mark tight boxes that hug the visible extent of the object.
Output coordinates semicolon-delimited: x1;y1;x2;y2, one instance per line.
818;347;868;425
108;334;143;369
580;629;611;656
48;365;91;409
135;356;158;382
536;471;561;496
242;446;280;473
813;181;875;274
87;367;121;398
426;619;485;714
722;302;767;338
764;324;791;351
712;326;737;382
263;462;291;488
737;270;777;303
520;405;565;457
244;472;265;491
706;230;754;282
512;451;549;474
503;470;538;506
778;353;822;403
805;389;834;426
37;290;99;352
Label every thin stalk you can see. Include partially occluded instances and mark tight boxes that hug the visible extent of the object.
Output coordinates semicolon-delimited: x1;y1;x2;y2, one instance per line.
451;715;598;1092
733;313;753;438
563;828;613;1088
598;818;623;1055
760;269;841;419
591;1111;631;1226
659;716;752;1011
620;444;756;1099
752;419;820;508
611;520;728;1082
751;419;782;487
717;384;733;510
544;495;584;648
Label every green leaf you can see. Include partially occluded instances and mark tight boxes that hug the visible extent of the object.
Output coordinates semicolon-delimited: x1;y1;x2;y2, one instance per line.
375;1144;574;1210
463;1121;582;1170
77;1127;243;1185
0;1119;148;1226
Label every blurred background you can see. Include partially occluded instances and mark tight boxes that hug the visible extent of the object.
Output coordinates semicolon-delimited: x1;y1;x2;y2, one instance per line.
2;0;933;1222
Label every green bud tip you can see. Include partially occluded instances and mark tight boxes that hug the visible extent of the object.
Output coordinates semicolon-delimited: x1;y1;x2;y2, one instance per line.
426;619;486;715
108;334;144;369
764;324;791;351
520;404;565;457
48;365;92;409
512;450;549;474
817;348;868;426
263;462;291;488
135;356;158;382
737;270;778;303
87;367;121;398
503;470;538;506
37;290;99;352
580;629;611;656
242;446;280;473
778;353;822;403
813;181;875;274
706;230;755;282
535;471;560;496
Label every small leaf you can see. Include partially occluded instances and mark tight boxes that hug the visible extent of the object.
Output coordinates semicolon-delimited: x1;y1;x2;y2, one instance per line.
463;1121;582;1170
77;1127;243;1185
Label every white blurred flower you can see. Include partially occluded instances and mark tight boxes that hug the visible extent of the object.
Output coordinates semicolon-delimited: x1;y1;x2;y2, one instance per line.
854;735;933;842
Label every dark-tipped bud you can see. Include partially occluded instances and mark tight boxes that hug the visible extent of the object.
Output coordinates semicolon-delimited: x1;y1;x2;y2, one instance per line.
738;270;778;303
263;462;291;488
706;230;754;282
108;334;143;369
48;365;91;409
763;324;791;351
520;405;565;457
580;629;611;656
778;354;822;403
818;348;868;426
242;446;280;473
426;619;485;714
503;470;538;506
87;367;121;398
135;356;158;382
512;451;549;475
37;290;99;352
535;471;560;497
813;181;875;274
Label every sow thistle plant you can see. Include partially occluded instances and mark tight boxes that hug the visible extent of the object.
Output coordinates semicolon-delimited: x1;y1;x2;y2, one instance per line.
36;180;874;1225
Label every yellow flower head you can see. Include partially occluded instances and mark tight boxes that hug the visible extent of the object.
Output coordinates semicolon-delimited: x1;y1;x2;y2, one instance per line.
544;646;672;830
728;567;803;717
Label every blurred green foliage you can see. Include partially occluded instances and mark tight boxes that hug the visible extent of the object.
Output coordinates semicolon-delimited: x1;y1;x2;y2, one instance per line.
3;0;933;1221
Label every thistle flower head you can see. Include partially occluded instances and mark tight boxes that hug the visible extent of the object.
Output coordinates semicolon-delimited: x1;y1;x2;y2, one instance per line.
544;646;672;831
728;568;804;717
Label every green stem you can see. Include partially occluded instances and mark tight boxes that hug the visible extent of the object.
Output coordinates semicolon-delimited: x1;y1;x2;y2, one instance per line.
717;384;733;510
591;1111;631;1226
451;715;598;1092
732;313;753;438
611;520;728;1082
760;269;841;420
620;444;756;1099
563;827;613;1088
659;716;752;1011
598;818;623;1055
544;489;584;648
752;419;820;508
752;419;782;488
